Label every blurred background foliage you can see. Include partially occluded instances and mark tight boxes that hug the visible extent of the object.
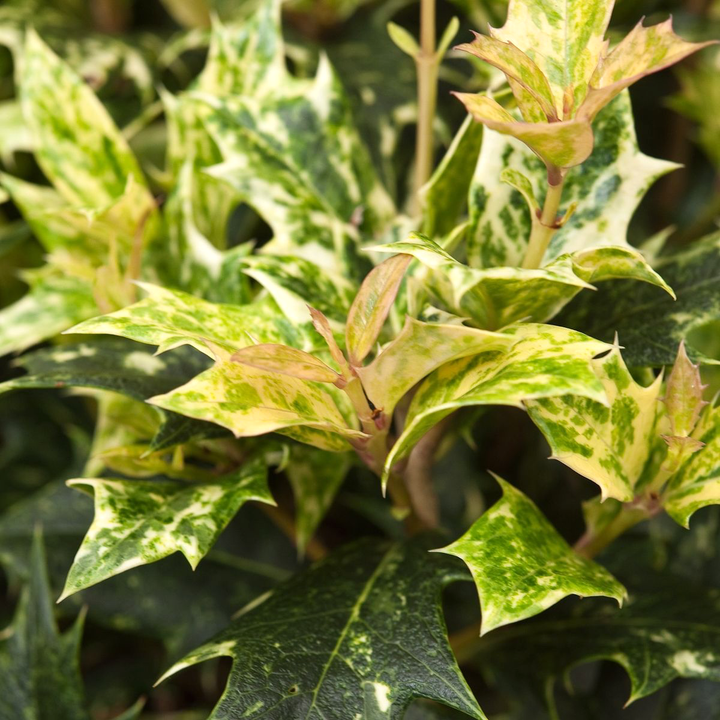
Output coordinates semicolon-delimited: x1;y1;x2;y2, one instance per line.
1;0;720;718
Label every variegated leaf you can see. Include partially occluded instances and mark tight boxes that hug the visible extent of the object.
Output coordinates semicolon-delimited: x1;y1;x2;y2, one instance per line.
490;0;613;115
383;323;610;483
437;477;625;634
285;446;353;555
527;345;662;501
241;253;355;325
0;272;96;356
149;358;363;452
558;231;720;366
66;283;309;357
421;115;483;237
467;92;678;268
455;93;593;170
662;341;708;438
371;233;670;330
232;344;341;385
664;405;720;527
158;538;485;719
346;254;412;365
579;19;717;121
60;459;273;599
20;30;151;212
356;317;512;418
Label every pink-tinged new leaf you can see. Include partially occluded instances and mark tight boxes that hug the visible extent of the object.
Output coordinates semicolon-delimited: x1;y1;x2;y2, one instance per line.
454;93;594;170
308;305;349;374
232;344;341;385
345;254;412;365
662;340;708;438
456;33;558;121
578;18;717;121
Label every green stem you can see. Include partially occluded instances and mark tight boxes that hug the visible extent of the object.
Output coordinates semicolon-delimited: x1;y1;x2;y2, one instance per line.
521;173;565;269
412;0;438;213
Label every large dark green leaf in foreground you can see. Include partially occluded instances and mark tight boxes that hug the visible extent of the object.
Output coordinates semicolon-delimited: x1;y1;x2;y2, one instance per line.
477;580;720;717
557;232;720;366
160;537;485;719
0;532;142;720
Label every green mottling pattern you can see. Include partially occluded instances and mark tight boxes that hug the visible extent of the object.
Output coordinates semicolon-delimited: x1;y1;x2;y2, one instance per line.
491;0;613;114
21;30;150;211
559;231;720;366
159;538;485;720
67;283;308;357
286;446;352;555
438;478;625;633
149;358;363;452
383;323;609;483
468;93;677;269
0;272;96;356
61;459;273;598
527;346;662;501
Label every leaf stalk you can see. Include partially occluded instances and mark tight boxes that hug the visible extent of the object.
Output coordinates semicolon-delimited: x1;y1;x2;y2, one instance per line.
521;172;566;269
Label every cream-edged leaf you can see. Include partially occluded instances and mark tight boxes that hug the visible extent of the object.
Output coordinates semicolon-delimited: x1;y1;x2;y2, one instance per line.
149;359;364;452
526;345;662;501
383;323;610;483
60;459;274;599
232;344;341;385
66;283;308;357
455;92;593;169
437;477;625;634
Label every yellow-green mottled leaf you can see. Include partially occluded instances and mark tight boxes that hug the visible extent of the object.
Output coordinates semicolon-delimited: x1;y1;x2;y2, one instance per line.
0;273;96;356
456;92;593;169
66;283;308;357
468;92;678;268
20;30;151;211
357;317;512;418
662;342;708;438
232;344;341;385
579;19;717;121
437;477;625;634
346;254;412;365
664;405;720;527
383;323;610;483
149;359;363;452
527;345;662;501
60;459;273;599
286;446;352;555
456;33;558;121
490;0;613;115
158;538;486;719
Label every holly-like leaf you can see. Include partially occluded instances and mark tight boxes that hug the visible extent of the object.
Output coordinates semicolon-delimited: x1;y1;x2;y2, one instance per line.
526;345;662;501
664;404;720;527
0;531;143;720
489;0;613;116
149;357;364;452
59;459;274;599
356;317;512;418
158;538;485;719
455;93;593;170
0;273;96;356
467;92;678;269
346;254;412;365
285;446;353;555
480;581;720;711
383;323;610;482
662;341;708;439
422;115;484;237
20;30;151;213
578;19;717;122
66;283;309;357
558;231;720;366
437;477;625;634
